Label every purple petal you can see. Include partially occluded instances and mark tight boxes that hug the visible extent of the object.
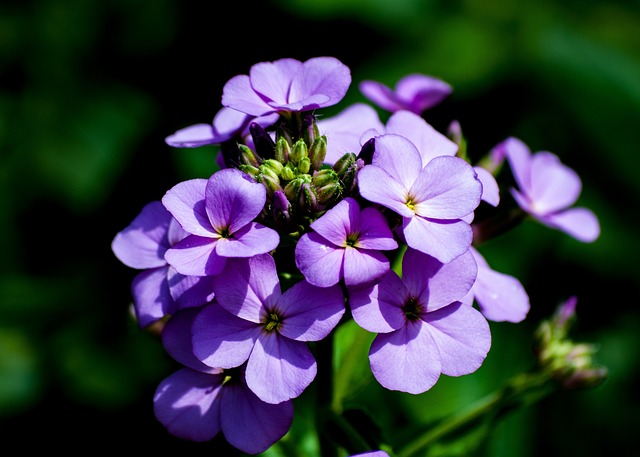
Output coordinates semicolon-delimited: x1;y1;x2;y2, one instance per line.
541;207;600;243
246;333;317;403
213;255;280;322
502;137;533;193
111;201;172;269
309;197;354;245
250;58;303;106
403;248;477;311
359;80;404;113
289;57;351;110
472;259;530;323
357;165;414;218
529;152;581;214
162;179;214;237
402;216;473;264
215;222;280;258
164;235;226;276
211;107;252;140
191;303;259;368
131;267;172;328
161;308;222;373
350;271;408;333
411;156;482;219
370;134;422;187
277;281;345;341
295;232;345;287
395;74;452;113
474;166;500;207
424;302;491;376
343;247;391;287
369;321;442;394
153;368;222;442
317;103;384;165
222;73;274;116
165;123;217;148
167;267;214;310
221;382;293;454
385;111;457;164
356;207;398;250
205;168;266;234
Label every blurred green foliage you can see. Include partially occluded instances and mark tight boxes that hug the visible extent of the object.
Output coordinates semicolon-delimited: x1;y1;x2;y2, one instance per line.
1;0;638;454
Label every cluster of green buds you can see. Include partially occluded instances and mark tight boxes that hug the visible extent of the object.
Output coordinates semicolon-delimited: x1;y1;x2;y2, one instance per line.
533;296;608;389
227;112;361;236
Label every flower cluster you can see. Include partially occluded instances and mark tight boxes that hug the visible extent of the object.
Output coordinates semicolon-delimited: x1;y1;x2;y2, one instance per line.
112;56;600;454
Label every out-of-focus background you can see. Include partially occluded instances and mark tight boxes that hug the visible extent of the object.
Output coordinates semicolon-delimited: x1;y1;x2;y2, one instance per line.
1;0;638;454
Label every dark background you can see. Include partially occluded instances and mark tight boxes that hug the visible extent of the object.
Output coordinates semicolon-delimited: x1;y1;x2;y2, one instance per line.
1;0;638;455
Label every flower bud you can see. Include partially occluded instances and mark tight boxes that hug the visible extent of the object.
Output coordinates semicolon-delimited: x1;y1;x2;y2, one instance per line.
260;173;282;197
281;163;296;181
299;182;318;212
308;135;327;171
356;138;375;164
249;122;275;161
332;152;356;176
275;137;291;164
339;162;359;194
312;169;339;188
301;113;318;146
272;190;290;221
239;144;260;168
262;159;284;176
290;139;308;164
238;164;260;178
298;157;311;174
315;182;341;206
284;175;310;202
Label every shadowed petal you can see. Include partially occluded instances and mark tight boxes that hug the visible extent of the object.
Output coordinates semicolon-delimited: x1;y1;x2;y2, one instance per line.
164;235;225;276
131;267;172;328
356;207;398;250
192;304;259;368
153;368;223;442
350;272;407;333
343;247;390;288
502;137;532;193
167;267;215;310
425;302;491;376
402;216;472;264
474;166;500;207
369;321;441;394
246;334;317;404
165;123;217;148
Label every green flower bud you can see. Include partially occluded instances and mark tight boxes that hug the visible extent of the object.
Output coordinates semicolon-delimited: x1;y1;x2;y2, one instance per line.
290;139;308;164
312;169;339;188
238;164;260;178
339;162;359;194
332;152;356;176
281;164;296;181
299;182;318;212
298;157;311;174
315;182;341;205
260;173;282;197
308;135;327;171
239;144;260;168
261;159;284;177
275;137;291;164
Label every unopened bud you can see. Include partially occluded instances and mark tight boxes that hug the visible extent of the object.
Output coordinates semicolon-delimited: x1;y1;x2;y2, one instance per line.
238;164;260;178
272;190;290;221
301;113;318;146
357;138;375;164
260;173;282;197
281;163;296;181
308;135;327;171
339;162;359;194
262;159;284;176
298;157;311;174
315;182;341;205
249;122;275;161
239;144;260;168
290;139;308;164
299;182;318;212
312;169;339;187
333;152;356;176
275;137;291;164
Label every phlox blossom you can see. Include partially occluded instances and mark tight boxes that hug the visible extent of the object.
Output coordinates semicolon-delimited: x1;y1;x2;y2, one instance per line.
295;197;398;288
162;168;280;276
222;56;351;116
358;134;482;263
111;201;214;328
154;308;293;453
500;137;600;242
359;73;452;114
350;248;491;394
191;254;345;404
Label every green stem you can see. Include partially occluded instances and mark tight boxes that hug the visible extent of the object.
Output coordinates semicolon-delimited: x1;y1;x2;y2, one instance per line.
397;369;556;457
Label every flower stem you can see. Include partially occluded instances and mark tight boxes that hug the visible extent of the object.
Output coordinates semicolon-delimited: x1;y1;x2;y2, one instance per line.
397;369;556;457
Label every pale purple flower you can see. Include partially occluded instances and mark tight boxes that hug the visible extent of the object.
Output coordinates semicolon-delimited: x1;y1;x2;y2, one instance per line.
501;137;600;243
295;197;398;288
191;254;345;404
474;166;500;207
222;57;351;117
111;201;214;328
154;308;293;453
359;73;452;114
358;134;482;263
162;168;280;276
350;248;491;394
165;107;279;148
460;247;530;323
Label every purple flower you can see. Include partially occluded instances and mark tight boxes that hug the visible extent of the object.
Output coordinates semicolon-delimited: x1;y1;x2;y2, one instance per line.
222;57;351;116
359;73;452;114
162;168;280;276
501;137;600;242
153;309;293;453
165;107;279;149
295;197;398;288
358;134;482;263
350;248;490;394
460;247;530;323
191;254;345;404
111;201;214;328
